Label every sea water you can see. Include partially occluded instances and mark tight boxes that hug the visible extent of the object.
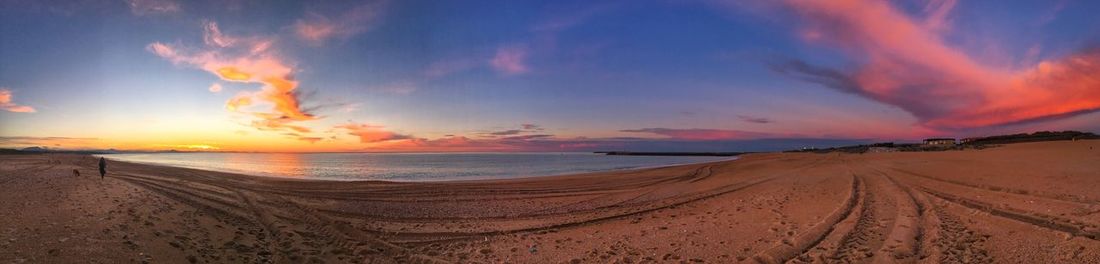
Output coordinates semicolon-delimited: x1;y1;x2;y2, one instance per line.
103;152;733;181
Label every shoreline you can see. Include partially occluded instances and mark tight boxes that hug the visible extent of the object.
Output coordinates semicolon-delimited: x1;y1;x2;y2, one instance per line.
2;140;1099;263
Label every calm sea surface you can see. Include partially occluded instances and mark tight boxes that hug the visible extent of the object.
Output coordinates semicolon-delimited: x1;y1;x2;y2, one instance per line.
102;152;734;181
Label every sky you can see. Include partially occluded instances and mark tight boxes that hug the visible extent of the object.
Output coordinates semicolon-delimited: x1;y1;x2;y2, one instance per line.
1;0;1098;152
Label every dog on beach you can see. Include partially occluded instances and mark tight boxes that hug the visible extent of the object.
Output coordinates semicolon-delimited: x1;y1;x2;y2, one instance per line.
72;169;80;177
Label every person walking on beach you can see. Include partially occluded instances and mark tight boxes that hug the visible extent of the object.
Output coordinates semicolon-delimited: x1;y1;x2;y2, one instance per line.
98;157;107;179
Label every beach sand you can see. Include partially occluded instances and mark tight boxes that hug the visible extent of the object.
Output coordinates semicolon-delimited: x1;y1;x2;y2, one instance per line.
1;140;1099;263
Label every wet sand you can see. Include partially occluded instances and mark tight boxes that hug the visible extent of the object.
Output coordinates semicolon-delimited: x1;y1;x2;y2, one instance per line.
1;140;1098;263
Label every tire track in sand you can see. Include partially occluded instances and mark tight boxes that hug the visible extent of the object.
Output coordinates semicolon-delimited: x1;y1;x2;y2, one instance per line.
752;174;862;264
887;175;992;264
810;162;901;264
890;168;1099;206
917;186;1100;241
271;196;453;263
756;160;926;264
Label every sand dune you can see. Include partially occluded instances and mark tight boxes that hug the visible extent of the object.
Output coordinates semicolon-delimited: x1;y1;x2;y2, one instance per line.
1;140;1099;263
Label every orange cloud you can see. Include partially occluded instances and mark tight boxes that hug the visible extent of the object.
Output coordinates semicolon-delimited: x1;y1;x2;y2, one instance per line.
0;88;36;113
252;117;310;133
216;67;252;81
148;21;318;135
225;91;253;111
766;0;1100;129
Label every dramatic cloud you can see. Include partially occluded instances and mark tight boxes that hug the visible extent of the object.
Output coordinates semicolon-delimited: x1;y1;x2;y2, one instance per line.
620;128;775;140
124;0;180;16
148;21;317;134
0;89;35;113
737;115;773;124
490;46;530;75
336;123;413;143
761;0;1100;129
293;0;387;46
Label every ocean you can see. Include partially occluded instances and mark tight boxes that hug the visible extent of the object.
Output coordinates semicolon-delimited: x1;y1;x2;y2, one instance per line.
102;152;734;181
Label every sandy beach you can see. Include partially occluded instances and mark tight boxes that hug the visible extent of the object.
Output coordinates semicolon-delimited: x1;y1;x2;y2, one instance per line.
2;140;1099;263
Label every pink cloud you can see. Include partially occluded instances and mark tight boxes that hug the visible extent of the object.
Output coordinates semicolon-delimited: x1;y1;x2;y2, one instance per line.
0;88;35;113
202;21;236;48
336;123;413;143
762;0;1100;129
921;0;956;33
293;1;387;46
490;46;530;75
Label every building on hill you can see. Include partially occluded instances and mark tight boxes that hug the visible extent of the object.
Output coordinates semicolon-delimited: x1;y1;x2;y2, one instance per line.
923;138;956;145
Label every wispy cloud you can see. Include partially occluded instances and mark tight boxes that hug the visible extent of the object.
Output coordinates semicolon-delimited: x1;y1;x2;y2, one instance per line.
428;4;612;80
282;132;323;144
485;130;522;136
620;128;777;140
152;144;219;150
480;124;546;138
0;136;97;148
0;88;35;113
293;0;387;46
148;21;318;134
336;123;413;143
202;20;236;47
752;0;1100;129
737;115;773;124
490;45;530;75
521;124;543;130
207;83;223;93
124;0;180;16
531;3;614;33
424;57;480;78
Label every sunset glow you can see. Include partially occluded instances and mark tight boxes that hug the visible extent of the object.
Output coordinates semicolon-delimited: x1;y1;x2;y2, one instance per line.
1;0;1098;152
